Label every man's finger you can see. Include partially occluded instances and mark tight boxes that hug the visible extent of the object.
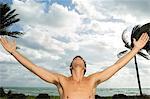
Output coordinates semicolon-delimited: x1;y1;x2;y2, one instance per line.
0;37;3;44
139;33;144;40
3;37;8;44
140;33;147;41
0;38;5;47
0;37;2;44
1;37;8;45
145;34;149;42
0;37;5;44
144;33;148;41
143;33;149;41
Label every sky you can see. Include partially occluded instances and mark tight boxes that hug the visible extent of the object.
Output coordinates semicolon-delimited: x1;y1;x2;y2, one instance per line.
0;0;150;88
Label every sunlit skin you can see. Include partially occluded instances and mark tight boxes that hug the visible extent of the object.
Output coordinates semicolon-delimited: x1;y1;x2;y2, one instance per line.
0;33;149;99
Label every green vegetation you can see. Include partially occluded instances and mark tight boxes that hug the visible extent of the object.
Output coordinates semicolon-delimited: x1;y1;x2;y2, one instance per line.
0;96;60;99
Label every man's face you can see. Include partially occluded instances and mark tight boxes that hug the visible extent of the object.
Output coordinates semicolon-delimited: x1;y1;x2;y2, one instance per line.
71;57;85;69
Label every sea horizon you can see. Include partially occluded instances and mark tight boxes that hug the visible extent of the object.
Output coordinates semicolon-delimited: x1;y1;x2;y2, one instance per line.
1;86;150;96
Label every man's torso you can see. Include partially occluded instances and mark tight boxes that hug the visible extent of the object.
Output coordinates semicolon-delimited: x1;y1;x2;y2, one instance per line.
56;76;97;99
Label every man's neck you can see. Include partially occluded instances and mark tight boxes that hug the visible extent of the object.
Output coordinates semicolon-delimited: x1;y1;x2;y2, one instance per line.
71;69;84;82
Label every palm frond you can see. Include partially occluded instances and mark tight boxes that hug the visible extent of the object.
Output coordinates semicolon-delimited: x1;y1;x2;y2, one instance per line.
0;31;8;35
0;4;19;30
0;4;24;50
121;28;132;49
0;31;24;38
120;24;150;60
1;18;20;29
4;9;16;19
117;50;128;58
147;50;150;55
138;51;150;60
9;31;24;35
122;29;128;45
2;14;19;24
146;43;150;55
0;4;10;16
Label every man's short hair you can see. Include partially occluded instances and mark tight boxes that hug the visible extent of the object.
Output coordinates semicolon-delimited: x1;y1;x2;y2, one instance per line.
70;56;86;75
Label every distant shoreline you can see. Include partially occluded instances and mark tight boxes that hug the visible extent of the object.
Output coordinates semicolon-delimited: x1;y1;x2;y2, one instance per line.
1;87;150;96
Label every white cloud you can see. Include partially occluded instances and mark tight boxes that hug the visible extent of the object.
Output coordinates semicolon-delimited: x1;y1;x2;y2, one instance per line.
11;0;82;58
0;0;149;88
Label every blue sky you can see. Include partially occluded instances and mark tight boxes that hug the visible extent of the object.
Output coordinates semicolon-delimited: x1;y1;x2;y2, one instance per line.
0;0;150;89
0;0;76;10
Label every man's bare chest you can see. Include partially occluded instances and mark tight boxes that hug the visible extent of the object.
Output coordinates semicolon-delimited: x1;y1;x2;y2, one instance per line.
65;81;92;91
57;78;96;99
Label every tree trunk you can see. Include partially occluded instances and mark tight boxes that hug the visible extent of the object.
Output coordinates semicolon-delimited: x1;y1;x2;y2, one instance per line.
134;55;143;96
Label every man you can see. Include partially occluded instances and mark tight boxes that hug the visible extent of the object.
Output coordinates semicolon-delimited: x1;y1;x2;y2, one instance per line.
0;33;149;99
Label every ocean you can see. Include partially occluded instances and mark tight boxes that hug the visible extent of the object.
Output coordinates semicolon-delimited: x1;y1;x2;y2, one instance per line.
2;87;150;96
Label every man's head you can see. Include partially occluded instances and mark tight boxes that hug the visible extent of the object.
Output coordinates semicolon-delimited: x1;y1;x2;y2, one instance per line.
70;56;86;75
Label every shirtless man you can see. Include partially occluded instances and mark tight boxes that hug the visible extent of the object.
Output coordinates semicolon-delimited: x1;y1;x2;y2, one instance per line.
0;33;149;99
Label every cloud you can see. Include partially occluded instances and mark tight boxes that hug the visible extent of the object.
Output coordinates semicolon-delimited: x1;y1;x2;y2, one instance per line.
0;0;149;88
12;0;81;30
95;0;150;24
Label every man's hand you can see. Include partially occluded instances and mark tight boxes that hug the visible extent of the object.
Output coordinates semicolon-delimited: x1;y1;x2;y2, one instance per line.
133;33;149;50
0;37;16;54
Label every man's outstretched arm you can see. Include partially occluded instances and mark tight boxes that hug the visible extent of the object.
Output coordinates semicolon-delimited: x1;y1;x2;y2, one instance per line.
89;33;149;85
0;37;63;85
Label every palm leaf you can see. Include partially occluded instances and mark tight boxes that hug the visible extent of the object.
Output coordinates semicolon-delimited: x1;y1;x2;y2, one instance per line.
4;9;16;19
0;31;24;38
1;19;20;29
117;50;128;58
2;14;19;24
9;31;24;36
121;28;132;49
138;52;150;60
0;4;10;16
122;29;128;45
121;24;150;60
0;4;24;50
